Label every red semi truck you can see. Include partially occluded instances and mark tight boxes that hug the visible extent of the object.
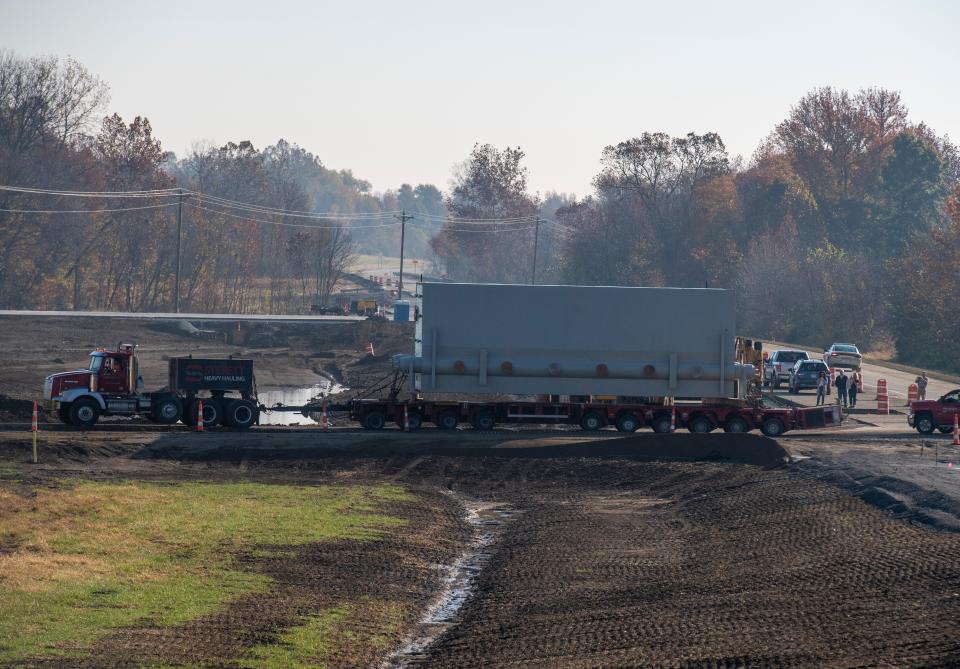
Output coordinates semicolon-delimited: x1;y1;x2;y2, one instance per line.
43;344;259;428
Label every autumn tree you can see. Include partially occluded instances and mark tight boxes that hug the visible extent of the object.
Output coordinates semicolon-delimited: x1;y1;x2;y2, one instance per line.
432;144;539;282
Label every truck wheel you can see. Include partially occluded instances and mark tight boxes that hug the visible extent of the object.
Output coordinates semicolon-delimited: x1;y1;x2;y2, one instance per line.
436;410;459;430
397;410;423;430
70;398;100;427
225;399;257;429
152;396;182;424
472;411;495;431
185;399;221;428
363;411;386;430
761;417;785;437
724;416;749;433
615;412;640;433
580;411;604;431
915;414;935;435
688;415;713;433
652;414;673;434
938;426;953;434
58;403;74;426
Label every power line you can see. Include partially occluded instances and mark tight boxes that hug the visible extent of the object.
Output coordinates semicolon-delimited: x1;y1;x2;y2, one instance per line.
417;212;540;223
183;203;403;229
0;185;180;198
0;183;557;228
0;202;180;214
193;192;398;220
438;225;539;233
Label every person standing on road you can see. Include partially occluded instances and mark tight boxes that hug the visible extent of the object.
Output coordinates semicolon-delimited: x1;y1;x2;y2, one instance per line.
835;370;849;408
917;372;928;401
848;374;858;408
850;369;862;393
816;371;828;406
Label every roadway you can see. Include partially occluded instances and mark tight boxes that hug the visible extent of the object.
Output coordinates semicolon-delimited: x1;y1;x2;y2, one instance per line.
0;310;365;324
762;341;960;435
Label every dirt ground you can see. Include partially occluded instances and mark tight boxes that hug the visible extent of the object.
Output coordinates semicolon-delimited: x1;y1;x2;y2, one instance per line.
2;430;960;668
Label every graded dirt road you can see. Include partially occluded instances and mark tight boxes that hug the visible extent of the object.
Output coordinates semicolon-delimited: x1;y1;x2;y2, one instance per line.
3;430;960;668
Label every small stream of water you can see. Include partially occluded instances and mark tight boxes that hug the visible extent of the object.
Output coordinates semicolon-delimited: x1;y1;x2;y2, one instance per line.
257;380;347;425
384;497;514;668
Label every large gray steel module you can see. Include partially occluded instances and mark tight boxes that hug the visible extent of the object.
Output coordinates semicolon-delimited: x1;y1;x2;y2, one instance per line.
394;282;756;398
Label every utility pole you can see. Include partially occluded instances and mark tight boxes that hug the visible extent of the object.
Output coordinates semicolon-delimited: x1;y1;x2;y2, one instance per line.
174;188;183;313
531;215;541;285
394;210;414;299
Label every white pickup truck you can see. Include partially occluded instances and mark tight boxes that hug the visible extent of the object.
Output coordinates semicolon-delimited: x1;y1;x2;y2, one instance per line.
764;349;809;388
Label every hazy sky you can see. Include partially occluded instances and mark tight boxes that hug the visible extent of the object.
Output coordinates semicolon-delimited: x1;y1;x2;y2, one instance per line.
2;0;958;197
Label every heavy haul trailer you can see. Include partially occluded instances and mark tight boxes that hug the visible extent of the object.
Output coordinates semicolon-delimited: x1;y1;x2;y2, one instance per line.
351;282;841;436
43;345;259;428
349;395;839;436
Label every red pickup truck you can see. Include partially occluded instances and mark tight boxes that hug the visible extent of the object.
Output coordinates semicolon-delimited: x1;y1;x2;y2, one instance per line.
908;389;960;434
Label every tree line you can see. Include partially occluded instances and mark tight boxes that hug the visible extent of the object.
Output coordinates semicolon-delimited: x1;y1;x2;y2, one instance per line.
2;51;959;371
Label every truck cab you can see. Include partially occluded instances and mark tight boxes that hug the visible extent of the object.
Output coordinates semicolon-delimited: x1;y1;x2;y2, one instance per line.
43;344;150;426
908;389;960;434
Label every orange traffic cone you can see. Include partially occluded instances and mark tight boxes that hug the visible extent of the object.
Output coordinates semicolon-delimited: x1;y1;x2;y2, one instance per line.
197;400;204;432
953;413;958;447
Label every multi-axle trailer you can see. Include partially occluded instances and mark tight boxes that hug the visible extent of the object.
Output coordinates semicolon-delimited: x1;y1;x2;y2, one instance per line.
345;396;840;437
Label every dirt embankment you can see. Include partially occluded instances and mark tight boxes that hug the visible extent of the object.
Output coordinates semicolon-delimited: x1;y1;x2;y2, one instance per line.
4;431;960;668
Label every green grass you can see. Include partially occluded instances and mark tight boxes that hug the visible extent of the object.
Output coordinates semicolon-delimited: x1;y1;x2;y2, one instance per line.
243;600;405;669
0;481;410;662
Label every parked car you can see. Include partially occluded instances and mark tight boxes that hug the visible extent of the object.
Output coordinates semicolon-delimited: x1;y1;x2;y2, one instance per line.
822;343;862;370
788;360;831;394
908;389;960;434
764;350;809;387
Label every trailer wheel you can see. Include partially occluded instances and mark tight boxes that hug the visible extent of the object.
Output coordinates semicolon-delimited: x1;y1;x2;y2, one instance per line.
436;410;459;430
58;403;73;426
580;411;604;431
472;411;495;431
615;412;640;433
761;416;785;437
396;410;423;431
652;414;673;434
688;415;713;433
185;399;221;428
724;415;749;433
225;399;257;429
152;396;182;424
70;398;100;427
363;411;386;430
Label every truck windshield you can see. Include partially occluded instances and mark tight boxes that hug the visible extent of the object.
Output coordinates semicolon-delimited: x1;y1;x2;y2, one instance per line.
88;355;104;372
778;352;807;363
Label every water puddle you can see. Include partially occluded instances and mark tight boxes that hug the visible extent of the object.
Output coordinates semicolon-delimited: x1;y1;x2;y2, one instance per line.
384;497;514;668
257;380;347;425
